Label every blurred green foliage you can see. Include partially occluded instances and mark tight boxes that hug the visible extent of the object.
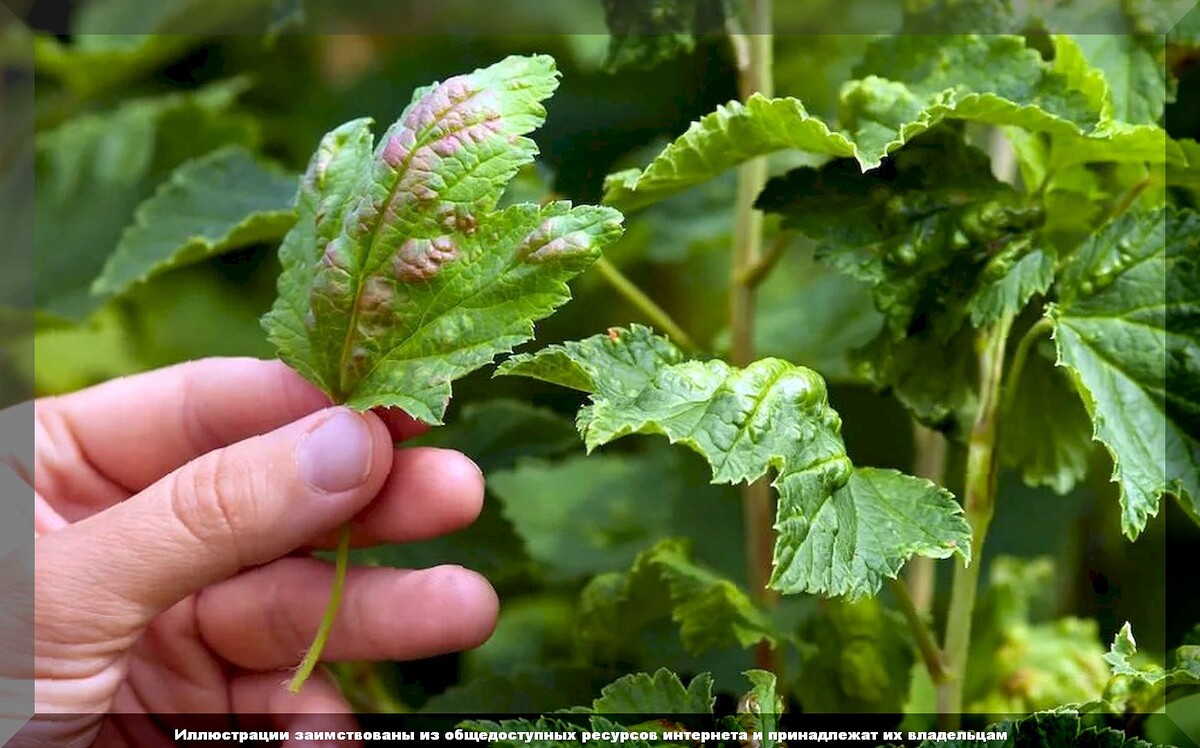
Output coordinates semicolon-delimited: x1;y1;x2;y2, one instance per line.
7;0;1198;738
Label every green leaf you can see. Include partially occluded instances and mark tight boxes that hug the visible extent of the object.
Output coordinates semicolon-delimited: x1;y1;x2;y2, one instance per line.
489;453;674;580
602;94;856;212
854;324;980;434
35;79;257;322
599;0;728;73
843;35;1101;167
734;670;782;748
969;249;1056;327
1098;623;1200;712
965;557;1110;718
1068;34;1167;125
1049;208;1200;538
755;126;1042;433
33;34;199;99
92;146;297;297
999;339;1095;495
591;668;714;714
261;55;624;421
755;126;1042;342
795;598;915;714
578;538;775;657
499;325;971;598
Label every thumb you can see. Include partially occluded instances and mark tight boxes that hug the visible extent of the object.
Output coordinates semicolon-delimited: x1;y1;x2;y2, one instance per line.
36;407;393;641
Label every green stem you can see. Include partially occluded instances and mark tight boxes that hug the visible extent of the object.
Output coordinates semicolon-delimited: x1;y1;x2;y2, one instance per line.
1002;317;1054;414
592;257;699;352
937;314;1014;725
289;523;352;693
889;578;950;684
905;422;948;615
1103;176;1151;225
738;231;793;288
730;0;776;675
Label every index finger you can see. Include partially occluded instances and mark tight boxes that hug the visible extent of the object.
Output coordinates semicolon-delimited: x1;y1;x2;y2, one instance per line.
35;357;427;504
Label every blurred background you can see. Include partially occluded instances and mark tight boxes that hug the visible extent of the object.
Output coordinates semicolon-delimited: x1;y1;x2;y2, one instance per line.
1;0;1197;740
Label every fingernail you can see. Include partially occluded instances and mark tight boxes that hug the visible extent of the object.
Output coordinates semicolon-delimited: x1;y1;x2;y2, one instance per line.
297;409;373;493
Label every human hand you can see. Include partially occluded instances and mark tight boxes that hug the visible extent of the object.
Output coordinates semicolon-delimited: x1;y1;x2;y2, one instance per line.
19;357;498;745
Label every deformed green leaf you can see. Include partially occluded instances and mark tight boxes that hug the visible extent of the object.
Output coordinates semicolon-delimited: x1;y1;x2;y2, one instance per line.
965;557;1110;718
599;0;729;73
602;94;856;212
578;538;775;657
498;324;971;598
969;249;1056;327
755;127;1043;434
999;339;1095;495
756;126;1043;341
1068;34;1167;126
1049;207;1200;538
591;668;714;715
261;55;624;421
1098;622;1200;712
795;598;914;714
842;35;1101;167
93;146;297;296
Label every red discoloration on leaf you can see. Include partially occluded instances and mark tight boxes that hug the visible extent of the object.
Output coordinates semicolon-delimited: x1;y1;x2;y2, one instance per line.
516;216;595;263
358;276;394;313
392;236;459;282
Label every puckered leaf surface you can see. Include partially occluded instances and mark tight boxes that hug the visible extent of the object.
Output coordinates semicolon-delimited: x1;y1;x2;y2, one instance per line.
998;340;1095;495
755;127;1044;433
498;324;970;598
796;598;914;714
577;538;775;657
262;55;624;421
1049;207;1200;538
843;35;1101;166
599;0;729;73
93;146;296;296
965;557;1109;718
755;127;1042;341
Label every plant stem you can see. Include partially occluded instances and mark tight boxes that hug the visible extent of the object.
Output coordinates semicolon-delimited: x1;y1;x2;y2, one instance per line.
906;423;948;615
730;0;776;674
738;231;793;288
1002;317;1054;414
289;523;352;693
937;314;1014;725
592;257;699;352
889;578;950;684
1103;176;1151;224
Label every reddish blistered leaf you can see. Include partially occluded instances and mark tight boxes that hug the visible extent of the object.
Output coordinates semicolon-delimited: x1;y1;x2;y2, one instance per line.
262;55;624;422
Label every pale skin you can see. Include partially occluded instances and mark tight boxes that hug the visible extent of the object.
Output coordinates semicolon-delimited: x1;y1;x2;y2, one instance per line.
16;357;499;746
